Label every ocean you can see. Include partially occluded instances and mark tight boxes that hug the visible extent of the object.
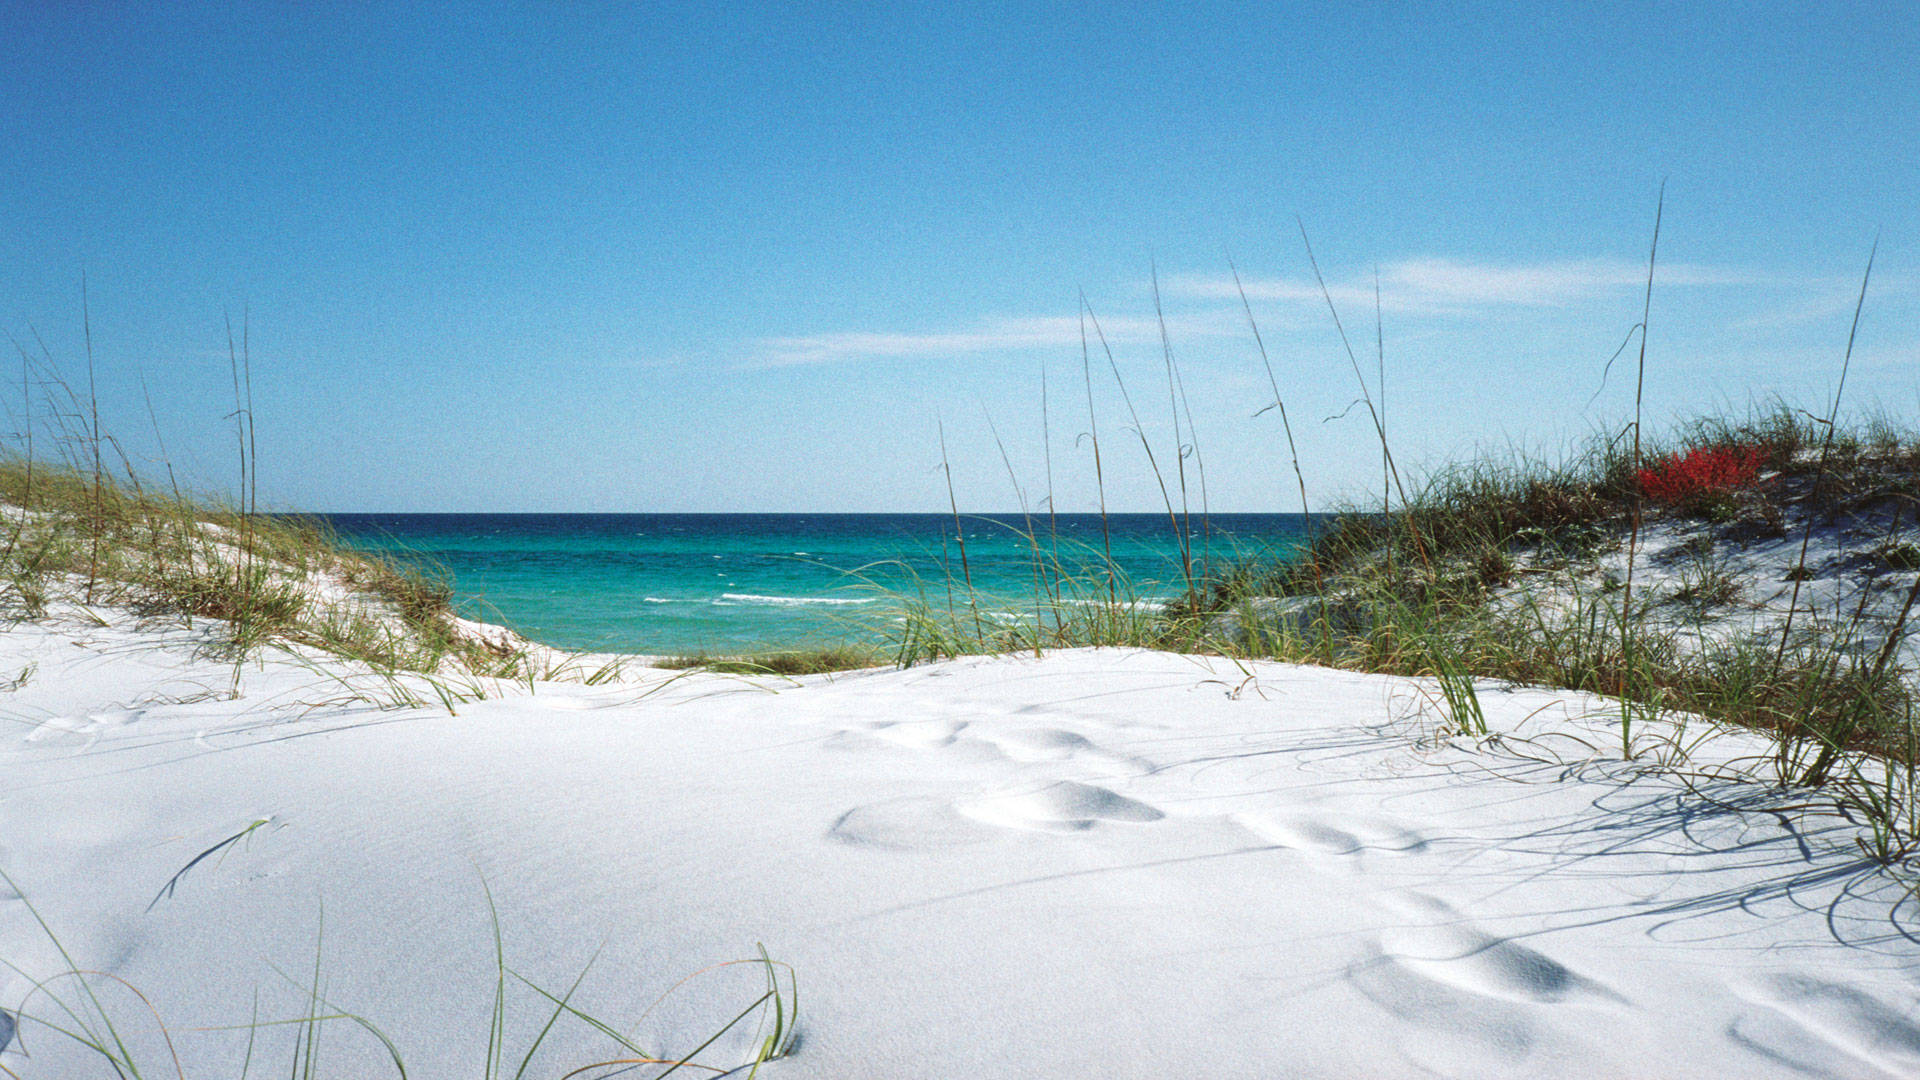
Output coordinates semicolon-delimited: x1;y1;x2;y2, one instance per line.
320;513;1311;655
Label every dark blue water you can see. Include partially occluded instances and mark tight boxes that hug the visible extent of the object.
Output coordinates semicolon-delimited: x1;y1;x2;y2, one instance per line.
318;513;1309;654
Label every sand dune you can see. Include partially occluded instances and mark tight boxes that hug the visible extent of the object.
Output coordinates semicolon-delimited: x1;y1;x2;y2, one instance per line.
1;608;1916;1077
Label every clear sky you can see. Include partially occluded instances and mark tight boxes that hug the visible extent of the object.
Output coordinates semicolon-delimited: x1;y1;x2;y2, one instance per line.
3;2;1915;513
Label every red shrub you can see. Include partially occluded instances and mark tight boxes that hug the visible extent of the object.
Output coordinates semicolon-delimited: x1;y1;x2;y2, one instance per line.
1638;444;1767;505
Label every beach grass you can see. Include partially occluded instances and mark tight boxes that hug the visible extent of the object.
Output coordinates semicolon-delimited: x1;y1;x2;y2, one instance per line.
655;644;883;677
0;447;547;685
868;213;1916;865
885;388;1920;863
0;867;797;1079
0;328;563;686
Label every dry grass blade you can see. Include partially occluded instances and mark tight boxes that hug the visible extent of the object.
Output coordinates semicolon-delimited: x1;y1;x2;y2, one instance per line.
1619;180;1665;759
1077;298;1115;601
1776;235;1879;669
1084;297;1190;595
1296;220;1425;570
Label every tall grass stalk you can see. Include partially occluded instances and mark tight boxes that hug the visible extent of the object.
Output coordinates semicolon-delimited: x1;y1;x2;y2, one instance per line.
1776;237;1878;670
1375;267;1388;530
1170;309;1211;582
1296;221;1428;572
936;417;983;639
1038;353;1064;629
224;311;260;629
1229;258;1315;551
19;340;32;516
1230;263;1334;655
1077;300;1116;602
983;406;1045;658
81;275;104;604
1150;262;1195;588
2;339;35;576
1084;299;1192;596
137;370;182;506
1619;182;1665;760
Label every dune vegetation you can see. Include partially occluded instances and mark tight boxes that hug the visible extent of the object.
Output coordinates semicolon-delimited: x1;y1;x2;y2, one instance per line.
862;227;1920;870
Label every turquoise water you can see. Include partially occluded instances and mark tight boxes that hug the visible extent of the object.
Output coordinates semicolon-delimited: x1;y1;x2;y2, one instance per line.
321;513;1309;655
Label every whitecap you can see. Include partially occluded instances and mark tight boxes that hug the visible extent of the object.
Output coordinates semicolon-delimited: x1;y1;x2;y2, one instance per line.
717;593;877;607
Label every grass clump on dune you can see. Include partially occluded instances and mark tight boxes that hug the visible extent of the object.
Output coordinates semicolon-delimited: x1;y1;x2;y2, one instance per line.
0;323;547;682
1161;405;1920;862
0;455;530;679
902;394;1920;863
887;217;1916;865
655;644;883;676
1248;411;1912;700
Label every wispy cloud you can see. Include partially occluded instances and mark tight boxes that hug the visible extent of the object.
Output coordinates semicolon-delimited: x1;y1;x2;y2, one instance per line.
755;255;1816;367
1172;257;1764;314
1728;269;1920;332
758;312;1234;366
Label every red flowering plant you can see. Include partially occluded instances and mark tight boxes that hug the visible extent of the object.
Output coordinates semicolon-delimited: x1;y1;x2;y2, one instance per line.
1636;443;1769;518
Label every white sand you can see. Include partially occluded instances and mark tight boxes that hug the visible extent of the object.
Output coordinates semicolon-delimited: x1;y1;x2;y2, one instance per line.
2;607;1918;1078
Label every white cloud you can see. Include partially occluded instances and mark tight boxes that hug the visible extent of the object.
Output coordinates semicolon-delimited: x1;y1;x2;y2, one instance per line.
1729;270;1920;331
1171;257;1762;314
754;254;1812;367
758;311;1235;366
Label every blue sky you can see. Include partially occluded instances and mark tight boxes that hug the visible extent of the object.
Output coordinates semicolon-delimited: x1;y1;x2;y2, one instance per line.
2;2;1915;512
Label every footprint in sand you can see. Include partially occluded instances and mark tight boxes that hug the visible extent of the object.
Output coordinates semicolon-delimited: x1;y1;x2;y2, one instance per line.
1372;892;1615;1007
869;718;969;749
974;726;1154;776
23;713;90;744
1725;1013;1842;1077
23;707;144;746
959;781;1165;832
983;727;1096;761
1379;922;1586;1006
1347;893;1618;1075
829;797;999;850
1347;947;1539;1063
1730;972;1920;1077
1232;811;1429;859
